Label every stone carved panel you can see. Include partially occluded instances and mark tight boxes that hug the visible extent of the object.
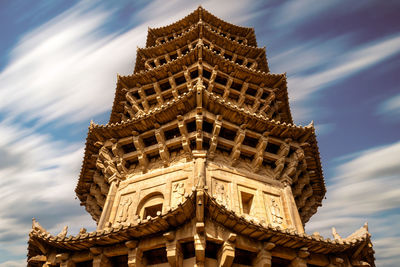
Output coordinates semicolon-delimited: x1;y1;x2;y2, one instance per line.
212;179;230;208
171;180;186;208
115;193;136;224
264;193;285;227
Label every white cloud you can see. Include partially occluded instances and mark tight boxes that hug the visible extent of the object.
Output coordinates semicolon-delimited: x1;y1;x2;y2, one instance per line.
377;93;400;119
0;120;95;259
289;34;400;102
306;141;400;266
0;0;260;264
0;0;259;127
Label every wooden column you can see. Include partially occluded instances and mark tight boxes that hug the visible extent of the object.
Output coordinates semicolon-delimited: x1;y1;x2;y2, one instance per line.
217;233;236;267
126;241;144;267
97;177;120;230
253;242;275;267
91;247;111;267
289;248;309;267
164;231;183;267
282;178;304;233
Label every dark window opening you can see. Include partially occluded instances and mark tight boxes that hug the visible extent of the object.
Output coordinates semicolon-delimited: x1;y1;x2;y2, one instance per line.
186;120;196;133
243;136;258;148
205;242;221;259
164;127;181;140
235;58;243;65
149;61;156;68
224;53;233;61
168;36;174;41
233;248;257;265
76;261;92;267
121;142;136;154
160;81;171;91
203;69;211;79
131;91;140;99
230;36;235;41
175;75;186;85
143;135;157;147
246;61;253;68
190;139;196;150
271;256;291;267
182;47;189;54
143;247;168;265
190;69;199;79
202;137;210;150
238;39;243;44
219;127;236;141
231;82;242;91
215;75;227;86
170;53;178;60
241;191;254;214
261;91;270;99
159;57;167;65
144;87;156;96
109;255;128;267
181;242;195;259
265;142;280;154
144;203;162;218
202;120;214;133
246;86;257;96
214;48;221;54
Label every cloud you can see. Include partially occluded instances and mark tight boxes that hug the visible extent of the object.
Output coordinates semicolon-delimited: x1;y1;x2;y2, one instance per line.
0;0;260;127
0;120;95;260
306;141;400;266
0;0;261;264
377;93;400;120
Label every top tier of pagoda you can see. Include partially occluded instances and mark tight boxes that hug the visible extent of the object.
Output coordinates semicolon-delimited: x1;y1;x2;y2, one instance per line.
75;6;325;226
108;6;292;125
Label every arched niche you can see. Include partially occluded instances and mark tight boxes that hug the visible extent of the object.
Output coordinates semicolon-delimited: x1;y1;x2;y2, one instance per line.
137;192;164;219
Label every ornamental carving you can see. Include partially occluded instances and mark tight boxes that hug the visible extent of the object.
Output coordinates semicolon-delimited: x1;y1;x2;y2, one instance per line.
171;181;186;207
116;197;133;223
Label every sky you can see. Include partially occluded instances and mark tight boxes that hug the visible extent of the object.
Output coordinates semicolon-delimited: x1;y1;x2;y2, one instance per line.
0;0;399;266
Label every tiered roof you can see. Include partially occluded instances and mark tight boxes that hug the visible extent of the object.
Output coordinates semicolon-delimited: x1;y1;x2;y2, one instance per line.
75;6;325;224
29;191;374;266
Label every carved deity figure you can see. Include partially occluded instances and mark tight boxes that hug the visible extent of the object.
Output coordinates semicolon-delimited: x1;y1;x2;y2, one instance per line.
117;197;132;223
271;198;283;225
172;182;186;206
215;182;229;208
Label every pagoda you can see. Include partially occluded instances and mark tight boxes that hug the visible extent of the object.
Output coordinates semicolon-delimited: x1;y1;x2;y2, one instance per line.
28;7;375;267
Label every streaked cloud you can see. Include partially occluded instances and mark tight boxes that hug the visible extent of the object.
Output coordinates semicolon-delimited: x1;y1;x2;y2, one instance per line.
0;120;95;258
307;141;400;266
377;93;400;119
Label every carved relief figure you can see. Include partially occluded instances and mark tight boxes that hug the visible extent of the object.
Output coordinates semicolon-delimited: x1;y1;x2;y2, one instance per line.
215;181;229;208
171;182;186;207
116;197;133;223
271;198;283;225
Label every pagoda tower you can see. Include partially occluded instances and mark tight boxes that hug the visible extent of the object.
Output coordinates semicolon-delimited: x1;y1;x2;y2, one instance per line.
28;7;375;267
